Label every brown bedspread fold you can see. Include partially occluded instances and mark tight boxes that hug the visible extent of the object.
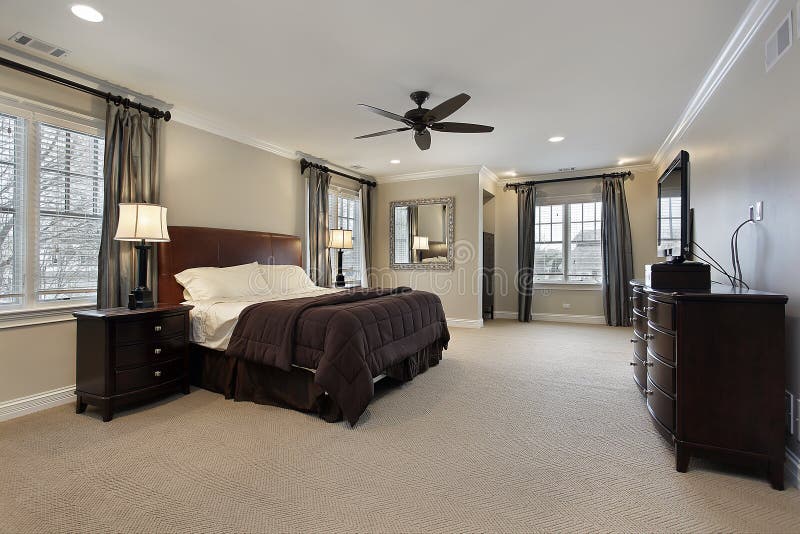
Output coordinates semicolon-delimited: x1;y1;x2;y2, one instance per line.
226;287;449;425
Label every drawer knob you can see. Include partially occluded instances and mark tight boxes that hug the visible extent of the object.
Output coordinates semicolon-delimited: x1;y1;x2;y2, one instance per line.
644;334;655;340
154;348;162;355
154;325;163;332
644;389;654;395
629;296;635;302
644;361;654;367
154;370;162;377
629;361;637;366
630;338;637;343
644;306;655;311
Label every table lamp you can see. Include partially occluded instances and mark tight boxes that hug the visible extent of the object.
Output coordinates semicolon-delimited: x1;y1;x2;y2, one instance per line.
114;203;170;308
412;235;429;262
328;229;353;287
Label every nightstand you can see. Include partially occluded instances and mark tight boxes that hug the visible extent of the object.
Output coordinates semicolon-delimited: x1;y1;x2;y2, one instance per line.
74;303;193;422
329;283;362;289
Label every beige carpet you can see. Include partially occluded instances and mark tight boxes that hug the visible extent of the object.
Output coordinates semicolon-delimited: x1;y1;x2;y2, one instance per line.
1;321;798;533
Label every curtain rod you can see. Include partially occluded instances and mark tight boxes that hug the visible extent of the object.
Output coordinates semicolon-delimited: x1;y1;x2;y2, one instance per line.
504;170;632;191
0;56;171;121
300;158;376;187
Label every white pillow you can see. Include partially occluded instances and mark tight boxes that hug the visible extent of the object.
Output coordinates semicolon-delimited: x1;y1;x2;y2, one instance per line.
174;262;261;300
259;264;316;293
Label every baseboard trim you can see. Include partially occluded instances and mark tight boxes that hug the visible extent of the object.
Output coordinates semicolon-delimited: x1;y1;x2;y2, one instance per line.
0;385;76;422
447;318;484;329
494;310;606;325
786;447;800;488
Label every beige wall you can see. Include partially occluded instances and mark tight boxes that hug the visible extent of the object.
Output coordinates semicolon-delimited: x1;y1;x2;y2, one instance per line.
373;174;482;322
493;168;659;318
0;73;304;403
655;0;800;455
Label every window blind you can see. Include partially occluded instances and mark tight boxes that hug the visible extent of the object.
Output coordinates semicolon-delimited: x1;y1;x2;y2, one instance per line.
36;123;105;301
328;186;362;283
0;112;26;305
393;206;410;263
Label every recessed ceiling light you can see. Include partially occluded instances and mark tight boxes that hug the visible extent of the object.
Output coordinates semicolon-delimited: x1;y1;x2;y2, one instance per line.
389;159;400;164
71;5;104;22
618;158;632;165
505;171;517;177
548;136;565;143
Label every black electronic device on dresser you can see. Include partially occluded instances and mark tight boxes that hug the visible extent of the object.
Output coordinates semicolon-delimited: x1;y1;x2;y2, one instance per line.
629;280;788;489
74;304;193;422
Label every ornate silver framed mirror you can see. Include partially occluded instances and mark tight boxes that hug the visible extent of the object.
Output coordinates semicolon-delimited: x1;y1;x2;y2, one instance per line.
389;196;454;270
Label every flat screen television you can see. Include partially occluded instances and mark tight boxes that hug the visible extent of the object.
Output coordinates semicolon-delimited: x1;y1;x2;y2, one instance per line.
657;150;690;261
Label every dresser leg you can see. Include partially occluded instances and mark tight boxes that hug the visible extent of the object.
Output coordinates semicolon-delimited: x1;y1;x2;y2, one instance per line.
675;443;690;472
75;396;87;414
101;402;113;422
768;459;784;490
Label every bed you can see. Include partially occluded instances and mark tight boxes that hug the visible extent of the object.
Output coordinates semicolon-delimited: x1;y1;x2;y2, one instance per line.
157;226;449;424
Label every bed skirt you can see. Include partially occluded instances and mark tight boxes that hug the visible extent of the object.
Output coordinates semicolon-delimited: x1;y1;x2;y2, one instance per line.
188;342;444;422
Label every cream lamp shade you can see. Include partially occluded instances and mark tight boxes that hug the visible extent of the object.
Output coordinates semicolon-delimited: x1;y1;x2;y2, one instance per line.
328;229;353;249
412;235;430;250
114;203;170;242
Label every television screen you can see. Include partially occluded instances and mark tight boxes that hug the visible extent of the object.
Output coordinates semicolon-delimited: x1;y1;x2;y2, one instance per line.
657;151;689;259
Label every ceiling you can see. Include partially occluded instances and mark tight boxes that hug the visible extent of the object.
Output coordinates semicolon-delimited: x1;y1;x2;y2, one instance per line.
0;0;750;178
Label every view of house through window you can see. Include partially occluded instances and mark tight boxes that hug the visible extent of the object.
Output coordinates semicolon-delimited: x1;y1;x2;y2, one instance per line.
327;186;362;284
534;201;603;283
0;105;105;309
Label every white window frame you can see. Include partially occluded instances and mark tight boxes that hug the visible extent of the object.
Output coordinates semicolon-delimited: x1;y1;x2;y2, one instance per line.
328;186;363;285
534;200;603;290
0;97;104;327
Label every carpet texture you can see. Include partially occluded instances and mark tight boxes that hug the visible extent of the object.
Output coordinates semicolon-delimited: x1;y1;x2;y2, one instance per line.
1;321;798;533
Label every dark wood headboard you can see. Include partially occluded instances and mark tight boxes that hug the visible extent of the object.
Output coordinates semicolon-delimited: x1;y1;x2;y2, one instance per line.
156;226;302;304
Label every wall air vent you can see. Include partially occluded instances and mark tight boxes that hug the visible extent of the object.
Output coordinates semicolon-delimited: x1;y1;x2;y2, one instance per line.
8;32;69;58
765;13;792;72
558;167;576;172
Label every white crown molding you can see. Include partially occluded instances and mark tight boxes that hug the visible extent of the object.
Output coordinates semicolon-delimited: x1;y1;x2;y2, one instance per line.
0;385;75;422
295;151;374;182
500;162;657;185
479;165;499;184
378;165;483;183
447;318;484;328
173;107;297;160
651;0;779;168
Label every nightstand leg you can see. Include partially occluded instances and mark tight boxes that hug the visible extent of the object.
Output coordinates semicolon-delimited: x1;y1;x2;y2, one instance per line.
75;395;87;414
101;402;113;422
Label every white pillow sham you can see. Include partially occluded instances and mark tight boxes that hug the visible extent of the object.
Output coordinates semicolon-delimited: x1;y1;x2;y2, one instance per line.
258;264;317;293
175;262;261;300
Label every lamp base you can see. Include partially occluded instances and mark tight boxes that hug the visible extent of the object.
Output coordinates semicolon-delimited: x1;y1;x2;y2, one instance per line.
128;287;154;310
334;274;346;288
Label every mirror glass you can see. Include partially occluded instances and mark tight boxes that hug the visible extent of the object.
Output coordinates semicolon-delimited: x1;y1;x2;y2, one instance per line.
390;197;454;270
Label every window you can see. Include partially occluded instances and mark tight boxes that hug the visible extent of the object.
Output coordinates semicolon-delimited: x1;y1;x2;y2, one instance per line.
534;201;602;284
0;102;104;311
393;206;409;264
328;186;362;284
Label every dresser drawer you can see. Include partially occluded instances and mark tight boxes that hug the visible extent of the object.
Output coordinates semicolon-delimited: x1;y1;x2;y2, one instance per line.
632;352;647;392
631;332;647;361
115;314;185;345
115;335;187;369
647;297;674;331
646;376;674;433
115;358;185;394
631;286;646;314
647;323;675;363
632;310;648;338
647;349;675;396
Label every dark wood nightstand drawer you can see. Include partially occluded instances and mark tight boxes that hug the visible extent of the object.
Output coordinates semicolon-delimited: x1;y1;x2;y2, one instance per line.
647;349;675;397
115;335;187;369
647;323;675;364
646;376;675;433
115;358;185;394
115;313;185;345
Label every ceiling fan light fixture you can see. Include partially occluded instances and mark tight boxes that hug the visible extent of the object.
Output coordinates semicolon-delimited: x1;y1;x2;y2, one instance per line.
70;4;104;22
548;136;565;143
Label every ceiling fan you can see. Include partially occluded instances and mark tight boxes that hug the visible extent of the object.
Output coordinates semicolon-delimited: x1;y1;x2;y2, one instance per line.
355;91;494;151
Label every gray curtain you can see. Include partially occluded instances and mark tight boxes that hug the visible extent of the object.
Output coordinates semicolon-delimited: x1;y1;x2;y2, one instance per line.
517;185;537;322
97;104;160;308
307;167;331;286
360;183;372;288
601;177;634;326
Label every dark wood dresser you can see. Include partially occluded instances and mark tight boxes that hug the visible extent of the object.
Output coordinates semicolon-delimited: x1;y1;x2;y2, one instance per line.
74;304;193;422
629;280;787;489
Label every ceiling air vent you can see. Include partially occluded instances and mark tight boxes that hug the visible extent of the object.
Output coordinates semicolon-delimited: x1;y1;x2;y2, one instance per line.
558;167;576;172
765;13;792;72
8;32;69;58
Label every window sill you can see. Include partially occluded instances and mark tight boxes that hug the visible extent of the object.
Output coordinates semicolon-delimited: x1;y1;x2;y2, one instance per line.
0;303;96;329
534;282;602;291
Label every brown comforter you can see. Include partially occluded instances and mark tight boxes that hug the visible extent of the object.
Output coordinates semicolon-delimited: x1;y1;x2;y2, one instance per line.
226;287;449;424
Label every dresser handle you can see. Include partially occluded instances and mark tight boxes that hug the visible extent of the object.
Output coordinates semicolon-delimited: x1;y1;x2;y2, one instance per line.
629;296;636;302
644;306;655;311
154;325;162;333
154;370;162;377
629;361;637;366
630;338;638;343
644;389;654;395
644;361;654;367
644;334;655;340
154;348;162;355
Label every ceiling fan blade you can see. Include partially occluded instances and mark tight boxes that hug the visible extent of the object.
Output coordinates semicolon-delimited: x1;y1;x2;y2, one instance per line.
354;127;411;139
358;104;411;124
423;93;470;123
430;122;494;133
414;130;431;151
